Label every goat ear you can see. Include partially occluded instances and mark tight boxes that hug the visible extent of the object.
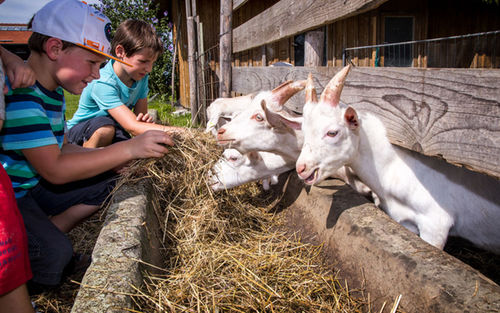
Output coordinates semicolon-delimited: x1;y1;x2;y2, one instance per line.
271;80;307;107
305;73;317;103
247;151;262;164
261;100;302;130
344;106;359;130
320;64;352;107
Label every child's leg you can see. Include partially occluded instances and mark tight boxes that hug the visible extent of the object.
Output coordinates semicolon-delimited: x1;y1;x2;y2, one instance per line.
0;284;34;313
50;203;99;233
67;116;130;148
16;195;73;288
83;125;115;148
31;171;117;233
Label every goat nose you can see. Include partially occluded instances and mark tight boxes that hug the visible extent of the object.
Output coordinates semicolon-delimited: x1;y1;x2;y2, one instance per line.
296;163;306;174
217;128;226;135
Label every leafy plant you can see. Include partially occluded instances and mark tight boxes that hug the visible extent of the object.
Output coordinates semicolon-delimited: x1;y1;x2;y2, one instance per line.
92;0;174;102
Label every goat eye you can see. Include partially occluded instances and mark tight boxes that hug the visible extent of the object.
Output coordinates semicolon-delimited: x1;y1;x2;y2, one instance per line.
327;130;339;137
255;114;264;122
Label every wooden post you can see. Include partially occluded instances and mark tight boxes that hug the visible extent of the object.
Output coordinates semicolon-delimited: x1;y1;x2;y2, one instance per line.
185;0;198;124
261;45;267;66
219;0;232;98
304;28;324;67
196;16;207;126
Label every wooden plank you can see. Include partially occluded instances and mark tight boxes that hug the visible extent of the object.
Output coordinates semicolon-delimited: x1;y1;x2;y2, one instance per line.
185;0;198;124
304;29;324;67
232;66;500;178
233;0;248;11
233;0;389;53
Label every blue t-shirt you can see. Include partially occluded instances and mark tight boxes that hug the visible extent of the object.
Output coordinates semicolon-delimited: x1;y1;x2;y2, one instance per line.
0;81;66;198
67;60;149;128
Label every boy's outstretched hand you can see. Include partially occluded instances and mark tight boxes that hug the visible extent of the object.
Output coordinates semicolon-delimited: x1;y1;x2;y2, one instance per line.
129;130;174;159
136;112;155;123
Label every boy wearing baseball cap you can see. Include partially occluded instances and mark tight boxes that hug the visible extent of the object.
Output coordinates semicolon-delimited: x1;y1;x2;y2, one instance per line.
0;0;175;292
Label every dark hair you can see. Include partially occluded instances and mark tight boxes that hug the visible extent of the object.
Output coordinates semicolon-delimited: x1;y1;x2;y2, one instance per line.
111;19;163;57
27;16;75;54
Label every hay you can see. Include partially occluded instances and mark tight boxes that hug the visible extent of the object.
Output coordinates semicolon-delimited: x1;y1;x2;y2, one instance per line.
118;129;368;312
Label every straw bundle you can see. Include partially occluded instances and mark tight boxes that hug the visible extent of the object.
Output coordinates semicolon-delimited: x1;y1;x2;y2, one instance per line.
118;129;367;312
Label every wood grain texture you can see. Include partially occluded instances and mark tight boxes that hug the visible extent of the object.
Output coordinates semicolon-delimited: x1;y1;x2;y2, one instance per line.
232;0;389;53
233;0;248;11
220;0;233;97
232;66;500;178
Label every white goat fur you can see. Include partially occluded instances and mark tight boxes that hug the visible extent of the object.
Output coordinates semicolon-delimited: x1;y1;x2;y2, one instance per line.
296;66;500;253
209;149;293;191
205;94;255;135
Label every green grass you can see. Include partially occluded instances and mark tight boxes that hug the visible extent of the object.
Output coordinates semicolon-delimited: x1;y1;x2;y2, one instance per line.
63;91;191;127
64;91;80;121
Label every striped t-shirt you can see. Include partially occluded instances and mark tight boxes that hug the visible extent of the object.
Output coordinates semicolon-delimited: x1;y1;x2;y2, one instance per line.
0;81;66;198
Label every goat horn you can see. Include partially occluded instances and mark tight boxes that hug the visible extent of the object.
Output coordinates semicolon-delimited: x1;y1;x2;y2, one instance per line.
271;80;307;107
305;73;317;103
320;64;352;107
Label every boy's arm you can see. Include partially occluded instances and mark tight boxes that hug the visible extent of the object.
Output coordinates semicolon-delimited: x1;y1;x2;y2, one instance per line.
0;46;35;89
133;98;148;115
134;98;155;123
21;131;174;184
109;104;183;136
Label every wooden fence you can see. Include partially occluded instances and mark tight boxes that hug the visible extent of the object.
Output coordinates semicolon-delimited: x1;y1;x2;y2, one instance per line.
189;0;500;179
231;66;500;179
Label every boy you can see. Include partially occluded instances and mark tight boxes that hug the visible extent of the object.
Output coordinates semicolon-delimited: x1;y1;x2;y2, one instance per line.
0;10;36;311
0;0;175;292
67;19;183;148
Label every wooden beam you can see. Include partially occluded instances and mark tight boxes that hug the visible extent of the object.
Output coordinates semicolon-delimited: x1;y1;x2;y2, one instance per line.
232;66;500;179
220;0;233;97
233;0;389;53
233;0;248;11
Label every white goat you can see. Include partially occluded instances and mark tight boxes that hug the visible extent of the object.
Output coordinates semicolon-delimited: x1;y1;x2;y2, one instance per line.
205;94;256;135
206;79;306;135
216;77;378;202
209;148;293;191
296;65;500;253
207;80;306;191
216;86;304;162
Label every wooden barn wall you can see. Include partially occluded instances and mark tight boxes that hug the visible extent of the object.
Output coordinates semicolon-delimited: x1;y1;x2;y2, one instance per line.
232;0;500;68
327;0;500;68
170;0;190;108
426;0;500;68
232;0;283;67
197;1;219;53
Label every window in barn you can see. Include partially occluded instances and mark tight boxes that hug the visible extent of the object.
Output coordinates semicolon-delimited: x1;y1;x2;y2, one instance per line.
294;33;305;66
384;16;414;67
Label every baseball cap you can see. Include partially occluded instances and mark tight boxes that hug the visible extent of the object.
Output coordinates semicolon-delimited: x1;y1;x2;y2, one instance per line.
31;0;131;66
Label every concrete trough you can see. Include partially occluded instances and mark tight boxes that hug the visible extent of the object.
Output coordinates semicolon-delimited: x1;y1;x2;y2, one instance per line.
71;173;500;313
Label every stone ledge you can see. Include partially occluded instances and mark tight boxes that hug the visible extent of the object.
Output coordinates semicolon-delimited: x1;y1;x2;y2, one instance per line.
71;182;160;313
